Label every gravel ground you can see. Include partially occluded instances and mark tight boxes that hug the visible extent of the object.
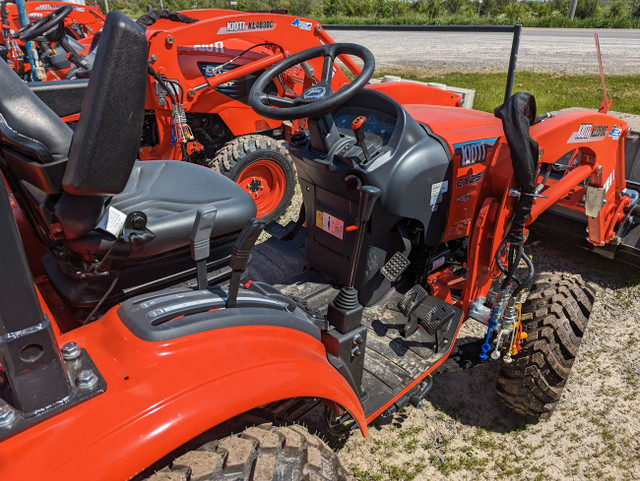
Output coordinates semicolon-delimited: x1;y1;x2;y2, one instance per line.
336;234;640;481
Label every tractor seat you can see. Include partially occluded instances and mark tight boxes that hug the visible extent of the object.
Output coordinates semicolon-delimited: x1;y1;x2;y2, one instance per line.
62;160;255;259
0;12;257;310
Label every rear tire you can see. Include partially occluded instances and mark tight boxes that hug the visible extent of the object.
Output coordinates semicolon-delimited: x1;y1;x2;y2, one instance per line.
496;273;596;419
145;423;348;481
210;135;295;223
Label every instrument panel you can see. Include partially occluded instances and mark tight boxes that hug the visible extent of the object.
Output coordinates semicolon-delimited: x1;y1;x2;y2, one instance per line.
334;107;395;145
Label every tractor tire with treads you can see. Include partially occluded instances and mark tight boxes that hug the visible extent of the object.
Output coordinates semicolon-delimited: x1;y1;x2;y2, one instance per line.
145;423;348;481
496;273;596;419
210;135;295;223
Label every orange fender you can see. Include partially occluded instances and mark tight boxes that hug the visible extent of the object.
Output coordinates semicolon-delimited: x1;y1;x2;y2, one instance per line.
0;307;366;481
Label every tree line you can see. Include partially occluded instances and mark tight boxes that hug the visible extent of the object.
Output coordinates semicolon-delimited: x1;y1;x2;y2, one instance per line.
98;0;640;28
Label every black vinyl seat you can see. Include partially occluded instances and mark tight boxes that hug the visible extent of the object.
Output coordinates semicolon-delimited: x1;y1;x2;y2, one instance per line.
0;12;256;310
64;161;255;259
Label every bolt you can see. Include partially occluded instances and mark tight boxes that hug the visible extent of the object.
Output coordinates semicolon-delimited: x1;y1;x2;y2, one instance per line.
76;369;98;389
149;54;157;63
187;89;196;97
166;36;174;46
61;342;81;361
0;403;16;428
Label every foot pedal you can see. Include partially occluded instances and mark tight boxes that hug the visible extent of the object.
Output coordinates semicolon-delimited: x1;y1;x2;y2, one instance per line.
398;284;428;316
264;206;305;241
381;251;410;282
418;301;456;336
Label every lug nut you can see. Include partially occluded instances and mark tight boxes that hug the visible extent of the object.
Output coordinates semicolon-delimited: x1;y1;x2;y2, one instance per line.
76;369;98;389
61;342;81;361
0;403;16;428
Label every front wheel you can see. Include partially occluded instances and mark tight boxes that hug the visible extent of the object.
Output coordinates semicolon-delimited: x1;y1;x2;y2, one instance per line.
210;135;296;223
496;273;596;419
145;423;348;481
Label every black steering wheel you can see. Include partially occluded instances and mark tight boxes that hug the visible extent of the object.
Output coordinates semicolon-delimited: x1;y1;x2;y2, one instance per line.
249;43;375;121
18;5;73;42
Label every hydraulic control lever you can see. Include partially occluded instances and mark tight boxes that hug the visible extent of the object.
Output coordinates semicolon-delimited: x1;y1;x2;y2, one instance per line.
189;206;218;290
226;218;266;308
327;185;381;334
347;185;382;287
351;115;371;163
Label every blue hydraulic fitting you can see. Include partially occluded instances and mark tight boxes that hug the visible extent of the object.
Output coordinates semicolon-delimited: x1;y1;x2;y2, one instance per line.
479;288;507;361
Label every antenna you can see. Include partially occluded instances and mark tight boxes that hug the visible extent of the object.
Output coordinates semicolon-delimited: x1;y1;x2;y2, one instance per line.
594;32;611;113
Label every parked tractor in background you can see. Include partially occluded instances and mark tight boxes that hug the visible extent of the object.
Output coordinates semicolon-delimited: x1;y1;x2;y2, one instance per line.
0;0;104;79
12;6;461;221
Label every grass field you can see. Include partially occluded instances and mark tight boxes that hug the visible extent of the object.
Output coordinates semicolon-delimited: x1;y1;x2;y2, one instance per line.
377;68;640;115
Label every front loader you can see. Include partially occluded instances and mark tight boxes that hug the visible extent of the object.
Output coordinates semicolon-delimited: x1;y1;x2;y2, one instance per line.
1;11;635;480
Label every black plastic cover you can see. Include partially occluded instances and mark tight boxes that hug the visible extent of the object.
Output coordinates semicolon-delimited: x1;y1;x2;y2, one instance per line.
494;92;539;243
29;79;88;118
63;11;148;196
118;286;321;342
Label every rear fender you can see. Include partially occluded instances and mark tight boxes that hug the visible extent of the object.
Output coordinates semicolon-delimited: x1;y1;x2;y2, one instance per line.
0;316;366;481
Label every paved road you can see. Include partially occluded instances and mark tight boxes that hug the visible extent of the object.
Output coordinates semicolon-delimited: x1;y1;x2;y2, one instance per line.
326;27;640;74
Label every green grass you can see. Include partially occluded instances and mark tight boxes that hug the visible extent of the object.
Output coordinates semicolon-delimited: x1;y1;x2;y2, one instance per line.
376;69;640;115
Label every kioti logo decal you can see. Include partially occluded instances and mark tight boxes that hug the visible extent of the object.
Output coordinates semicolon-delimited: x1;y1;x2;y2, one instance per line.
218;20;275;34
302;86;327;100
453;138;497;168
568;123;608;143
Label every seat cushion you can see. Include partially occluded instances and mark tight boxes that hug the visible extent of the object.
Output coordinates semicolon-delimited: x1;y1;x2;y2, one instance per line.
63;161;257;258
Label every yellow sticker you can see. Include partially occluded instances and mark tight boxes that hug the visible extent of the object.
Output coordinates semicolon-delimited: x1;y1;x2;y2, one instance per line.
315;209;323;228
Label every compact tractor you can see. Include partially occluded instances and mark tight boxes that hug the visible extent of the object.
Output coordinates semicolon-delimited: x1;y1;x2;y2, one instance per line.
1;10;632;481
0;0;104;79
11;6;460;222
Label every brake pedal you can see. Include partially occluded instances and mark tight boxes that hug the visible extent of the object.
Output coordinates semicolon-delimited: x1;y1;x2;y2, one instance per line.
381;251;410;282
397;284;427;316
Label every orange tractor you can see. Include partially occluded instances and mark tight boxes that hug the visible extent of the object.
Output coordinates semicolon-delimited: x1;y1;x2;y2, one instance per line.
2;11;633;480
0;0;104;79
21;7;460;221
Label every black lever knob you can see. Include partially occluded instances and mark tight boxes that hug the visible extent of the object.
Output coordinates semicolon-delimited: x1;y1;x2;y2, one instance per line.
357;185;381;224
226;218;266;308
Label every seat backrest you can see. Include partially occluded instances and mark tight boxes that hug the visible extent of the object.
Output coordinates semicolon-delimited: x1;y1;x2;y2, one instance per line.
63;11;148;196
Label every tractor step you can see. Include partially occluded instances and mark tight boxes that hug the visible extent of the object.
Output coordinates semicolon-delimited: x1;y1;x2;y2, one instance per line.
264;206;305;241
381;251;410;282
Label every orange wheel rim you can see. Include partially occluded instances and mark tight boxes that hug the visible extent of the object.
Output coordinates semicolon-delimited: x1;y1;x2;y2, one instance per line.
237;160;287;217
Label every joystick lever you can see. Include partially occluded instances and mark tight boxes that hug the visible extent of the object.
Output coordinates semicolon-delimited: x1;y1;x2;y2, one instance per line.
226;218;266;308
189;207;218;290
351;115;371;162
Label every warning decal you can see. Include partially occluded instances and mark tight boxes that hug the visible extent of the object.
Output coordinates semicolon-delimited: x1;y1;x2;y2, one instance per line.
315;209;344;240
